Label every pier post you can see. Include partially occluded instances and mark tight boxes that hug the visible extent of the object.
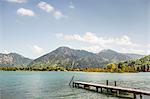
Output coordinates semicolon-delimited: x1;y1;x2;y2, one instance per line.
96;87;98;92
106;80;108;85
106;80;109;93
100;88;103;93
114;81;116;86
73;82;74;87
117;90;120;96
84;84;90;89
110;89;112;93
133;93;136;99
77;84;79;88
140;94;142;99
84;85;86;89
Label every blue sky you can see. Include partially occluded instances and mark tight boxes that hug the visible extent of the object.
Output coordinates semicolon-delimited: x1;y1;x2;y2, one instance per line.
0;0;150;59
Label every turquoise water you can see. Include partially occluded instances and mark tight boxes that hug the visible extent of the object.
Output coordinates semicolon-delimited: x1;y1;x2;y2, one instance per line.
0;71;150;99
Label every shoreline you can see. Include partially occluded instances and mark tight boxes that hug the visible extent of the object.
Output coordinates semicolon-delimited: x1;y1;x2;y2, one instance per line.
0;66;150;73
0;70;149;73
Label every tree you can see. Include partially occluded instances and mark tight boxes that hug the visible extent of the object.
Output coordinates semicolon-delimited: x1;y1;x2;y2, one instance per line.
106;63;116;72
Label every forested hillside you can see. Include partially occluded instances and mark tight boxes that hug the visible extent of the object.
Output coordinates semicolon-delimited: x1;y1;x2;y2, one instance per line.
106;55;150;72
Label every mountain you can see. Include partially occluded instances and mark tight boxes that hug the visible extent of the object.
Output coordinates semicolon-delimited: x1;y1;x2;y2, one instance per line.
123;55;150;67
29;47;109;68
0;53;32;67
0;47;144;68
29;47;144;68
114;55;150;72
123;53;144;59
98;49;131;62
98;49;144;62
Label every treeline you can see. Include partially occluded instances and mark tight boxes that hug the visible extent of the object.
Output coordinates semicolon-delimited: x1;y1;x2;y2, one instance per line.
0;55;150;72
106;63;150;73
0;67;66;71
106;55;150;72
0;66;149;72
0;66;105;72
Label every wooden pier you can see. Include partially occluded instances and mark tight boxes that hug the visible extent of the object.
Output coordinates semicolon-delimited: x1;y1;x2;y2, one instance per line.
72;80;150;99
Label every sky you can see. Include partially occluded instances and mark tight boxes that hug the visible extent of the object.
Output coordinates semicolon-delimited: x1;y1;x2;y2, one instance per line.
0;0;150;59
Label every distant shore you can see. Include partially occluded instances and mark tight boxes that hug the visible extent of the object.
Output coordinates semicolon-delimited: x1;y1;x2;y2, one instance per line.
0;67;149;73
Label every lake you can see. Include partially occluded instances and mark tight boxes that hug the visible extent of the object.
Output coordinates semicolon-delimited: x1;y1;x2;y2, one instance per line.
0;71;150;99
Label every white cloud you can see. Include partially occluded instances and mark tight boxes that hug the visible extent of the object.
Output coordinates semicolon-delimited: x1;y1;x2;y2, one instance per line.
2;50;10;54
37;1;54;13
7;0;27;3
38;1;65;19
59;32;138;48
62;32;113;47
63;34;84;41
116;35;138;47
82;32;114;47
56;32;145;54
33;45;43;54
53;11;64;19
82;45;103;53
17;8;35;17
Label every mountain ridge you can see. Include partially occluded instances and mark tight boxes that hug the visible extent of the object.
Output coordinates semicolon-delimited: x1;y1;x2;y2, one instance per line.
28;47;144;68
0;53;32;67
0;47;145;68
29;47;108;68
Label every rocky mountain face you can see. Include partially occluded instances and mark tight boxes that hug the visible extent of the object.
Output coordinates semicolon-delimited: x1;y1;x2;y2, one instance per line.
98;49;144;62
29;47;144;68
29;47;108;68
98;49;131;62
0;53;32;67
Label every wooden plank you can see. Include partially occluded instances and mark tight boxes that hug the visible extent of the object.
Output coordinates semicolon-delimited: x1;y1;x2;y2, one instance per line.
73;81;150;95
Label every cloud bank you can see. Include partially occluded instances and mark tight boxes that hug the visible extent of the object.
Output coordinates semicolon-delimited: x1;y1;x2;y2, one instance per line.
17;8;35;17
7;0;27;3
56;32;149;55
38;1;65;19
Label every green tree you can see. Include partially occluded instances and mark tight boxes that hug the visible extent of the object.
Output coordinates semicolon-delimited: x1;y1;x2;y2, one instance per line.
106;63;116;72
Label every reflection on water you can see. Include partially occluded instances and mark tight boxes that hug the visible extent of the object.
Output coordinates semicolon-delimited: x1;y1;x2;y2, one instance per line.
0;71;150;99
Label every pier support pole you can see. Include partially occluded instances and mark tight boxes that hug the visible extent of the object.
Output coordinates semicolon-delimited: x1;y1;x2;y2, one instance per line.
106;80;109;93
117;90;120;96
133;93;136;99
77;84;79;88
114;81;116;86
140;94;142;99
72;82;74;87
110;89;112;93
84;85;86;89
96;87;98;92
84;85;90;89
106;80;108;85
100;88;103;93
